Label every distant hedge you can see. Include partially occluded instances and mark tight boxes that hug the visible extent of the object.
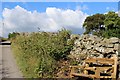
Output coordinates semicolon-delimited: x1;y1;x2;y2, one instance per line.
8;32;20;39
11;29;73;78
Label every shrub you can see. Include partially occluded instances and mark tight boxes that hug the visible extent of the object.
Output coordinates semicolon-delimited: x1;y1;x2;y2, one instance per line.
1;37;8;42
8;32;20;39
11;29;73;78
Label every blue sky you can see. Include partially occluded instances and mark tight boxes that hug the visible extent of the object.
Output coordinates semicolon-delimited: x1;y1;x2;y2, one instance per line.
2;2;118;15
1;2;119;37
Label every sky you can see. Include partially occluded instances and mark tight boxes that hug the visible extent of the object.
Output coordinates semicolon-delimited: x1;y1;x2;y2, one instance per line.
0;2;119;37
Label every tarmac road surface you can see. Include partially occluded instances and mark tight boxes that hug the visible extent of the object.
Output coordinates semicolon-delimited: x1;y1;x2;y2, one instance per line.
0;45;23;79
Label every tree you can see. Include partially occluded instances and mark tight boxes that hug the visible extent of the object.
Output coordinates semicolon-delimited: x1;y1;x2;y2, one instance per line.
83;11;120;38
104;11;120;30
83;13;105;36
8;32;20;39
103;11;120;38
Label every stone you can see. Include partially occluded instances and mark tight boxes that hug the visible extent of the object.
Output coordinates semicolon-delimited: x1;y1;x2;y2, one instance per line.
74;40;80;46
109;37;119;43
91;53;101;57
89;35;101;42
98;54;104;58
81;50;88;54
100;41;106;47
79;44;85;49
73;47;77;51
115;51;119;55
91;41;95;44
94;46;106;53
81;34;90;39
114;44;119;50
86;45;93;50
69;34;119;64
106;44;114;48
70;51;75;55
105;48;114;54
102;38;110;43
96;43;102;47
70;34;80;40
75;49;82;54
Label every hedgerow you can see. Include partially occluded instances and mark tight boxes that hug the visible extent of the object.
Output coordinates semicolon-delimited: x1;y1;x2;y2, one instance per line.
11;29;73;78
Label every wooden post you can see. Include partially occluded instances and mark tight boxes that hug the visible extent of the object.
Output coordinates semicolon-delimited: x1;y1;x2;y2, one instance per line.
70;66;74;78
84;64;89;74
95;67;100;78
112;55;117;79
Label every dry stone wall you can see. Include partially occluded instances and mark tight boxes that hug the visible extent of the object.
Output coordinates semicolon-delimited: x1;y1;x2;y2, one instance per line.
68;34;120;67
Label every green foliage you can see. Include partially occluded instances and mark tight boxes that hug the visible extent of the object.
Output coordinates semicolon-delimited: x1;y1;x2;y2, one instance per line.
1;37;8;41
67;39;74;46
8;32;20;39
11;29;72;78
83;13;105;34
104;12;120;29
83;11;120;38
102;28;120;38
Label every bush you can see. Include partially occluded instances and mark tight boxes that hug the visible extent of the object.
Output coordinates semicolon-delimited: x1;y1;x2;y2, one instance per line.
8;32;20;39
1;37;8;42
11;29;73;78
102;28;120;38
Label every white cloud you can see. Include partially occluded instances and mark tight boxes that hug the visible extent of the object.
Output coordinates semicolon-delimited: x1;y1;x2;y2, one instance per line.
2;5;88;37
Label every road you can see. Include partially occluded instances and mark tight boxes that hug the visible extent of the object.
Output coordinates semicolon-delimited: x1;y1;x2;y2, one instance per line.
0;45;23;79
